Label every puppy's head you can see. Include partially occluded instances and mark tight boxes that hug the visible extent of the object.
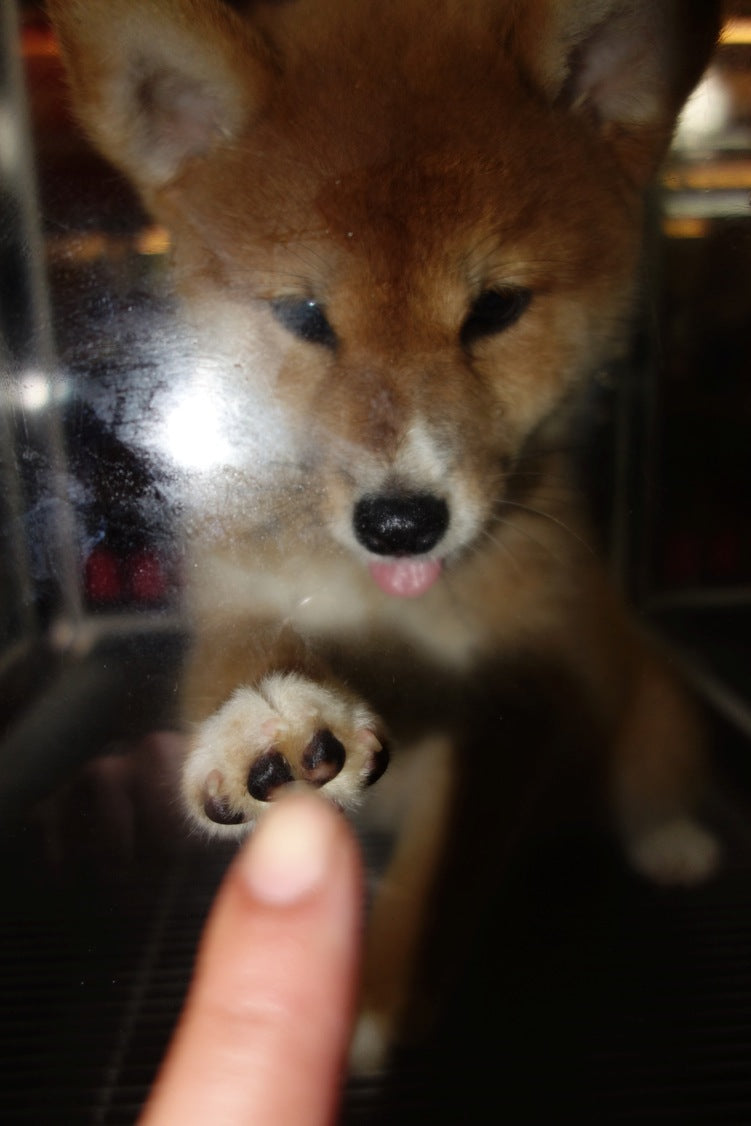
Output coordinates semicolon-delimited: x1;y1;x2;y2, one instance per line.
49;0;719;594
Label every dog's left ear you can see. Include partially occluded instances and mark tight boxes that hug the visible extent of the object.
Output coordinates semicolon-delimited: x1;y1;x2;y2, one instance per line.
47;0;276;196
515;0;721;183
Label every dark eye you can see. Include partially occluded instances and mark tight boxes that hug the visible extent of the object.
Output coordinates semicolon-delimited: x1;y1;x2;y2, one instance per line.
270;297;337;348
460;287;531;348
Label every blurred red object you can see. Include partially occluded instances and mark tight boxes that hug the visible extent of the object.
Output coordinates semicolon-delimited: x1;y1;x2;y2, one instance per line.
125;550;168;603
84;547;122;602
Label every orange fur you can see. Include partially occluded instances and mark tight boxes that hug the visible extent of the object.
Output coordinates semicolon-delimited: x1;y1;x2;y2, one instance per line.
48;0;721;1070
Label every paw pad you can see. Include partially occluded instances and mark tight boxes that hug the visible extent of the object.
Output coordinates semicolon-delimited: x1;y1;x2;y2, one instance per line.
204;728;352;818
185;674;388;831
247;749;295;801
301;729;346;785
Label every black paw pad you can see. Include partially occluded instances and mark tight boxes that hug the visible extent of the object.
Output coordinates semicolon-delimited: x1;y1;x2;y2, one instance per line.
203;793;248;825
301;729;346;786
247;749;294;801
364;742;390;787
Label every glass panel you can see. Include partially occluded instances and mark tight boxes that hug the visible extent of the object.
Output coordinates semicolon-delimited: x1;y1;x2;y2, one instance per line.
1;2;750;1121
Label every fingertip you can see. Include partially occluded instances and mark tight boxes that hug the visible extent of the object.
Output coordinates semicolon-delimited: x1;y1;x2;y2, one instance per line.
139;791;361;1126
237;791;347;906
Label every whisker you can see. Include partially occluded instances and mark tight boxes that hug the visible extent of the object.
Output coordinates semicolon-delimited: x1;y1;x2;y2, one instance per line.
505;473;577;494
478;525;524;575
498;499;594;556
488;513;572;570
279;240;332;275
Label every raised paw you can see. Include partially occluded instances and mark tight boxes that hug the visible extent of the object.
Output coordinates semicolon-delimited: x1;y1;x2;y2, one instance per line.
182;672;388;835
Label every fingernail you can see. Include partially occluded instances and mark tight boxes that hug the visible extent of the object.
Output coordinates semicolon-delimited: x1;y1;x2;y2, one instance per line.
240;792;335;906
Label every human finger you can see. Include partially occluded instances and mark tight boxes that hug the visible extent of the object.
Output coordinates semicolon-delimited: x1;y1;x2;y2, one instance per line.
139;790;363;1126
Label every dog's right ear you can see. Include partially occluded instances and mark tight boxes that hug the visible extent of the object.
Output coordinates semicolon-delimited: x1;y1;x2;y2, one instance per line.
511;0;721;184
47;0;275;192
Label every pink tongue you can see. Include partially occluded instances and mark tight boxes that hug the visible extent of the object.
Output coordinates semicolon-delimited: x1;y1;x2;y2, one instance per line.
369;558;442;598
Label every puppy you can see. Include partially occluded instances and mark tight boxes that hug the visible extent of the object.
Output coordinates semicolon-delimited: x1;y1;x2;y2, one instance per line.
49;0;721;1069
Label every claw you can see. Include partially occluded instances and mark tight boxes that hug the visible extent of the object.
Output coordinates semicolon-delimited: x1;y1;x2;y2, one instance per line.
202;772;248;824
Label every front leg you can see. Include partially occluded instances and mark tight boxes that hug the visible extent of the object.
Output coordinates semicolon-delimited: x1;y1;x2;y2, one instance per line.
610;649;721;885
180;623;389;835
351;736;455;1073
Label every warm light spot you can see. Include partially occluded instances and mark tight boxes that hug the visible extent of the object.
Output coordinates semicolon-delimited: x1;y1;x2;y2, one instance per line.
46;231;109;264
661;217;709;240
663;160;751;192
137;226;171;256
721;18;751;45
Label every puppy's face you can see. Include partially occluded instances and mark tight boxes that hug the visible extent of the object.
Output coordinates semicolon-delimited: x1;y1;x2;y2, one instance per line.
154;44;639;593
49;0;718;593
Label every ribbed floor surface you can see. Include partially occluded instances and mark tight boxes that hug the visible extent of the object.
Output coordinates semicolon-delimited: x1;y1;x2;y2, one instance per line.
3;817;751;1125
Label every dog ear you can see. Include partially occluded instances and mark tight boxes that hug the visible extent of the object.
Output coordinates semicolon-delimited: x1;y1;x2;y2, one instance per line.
516;0;721;182
47;0;275;191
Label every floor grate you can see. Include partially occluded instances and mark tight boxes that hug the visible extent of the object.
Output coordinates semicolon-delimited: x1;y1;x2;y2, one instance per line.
3;818;751;1123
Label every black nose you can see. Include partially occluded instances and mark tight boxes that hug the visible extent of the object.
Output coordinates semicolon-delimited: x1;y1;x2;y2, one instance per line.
353;493;449;556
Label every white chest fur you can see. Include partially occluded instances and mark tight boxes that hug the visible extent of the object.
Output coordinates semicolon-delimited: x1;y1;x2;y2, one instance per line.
187;547;488;671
